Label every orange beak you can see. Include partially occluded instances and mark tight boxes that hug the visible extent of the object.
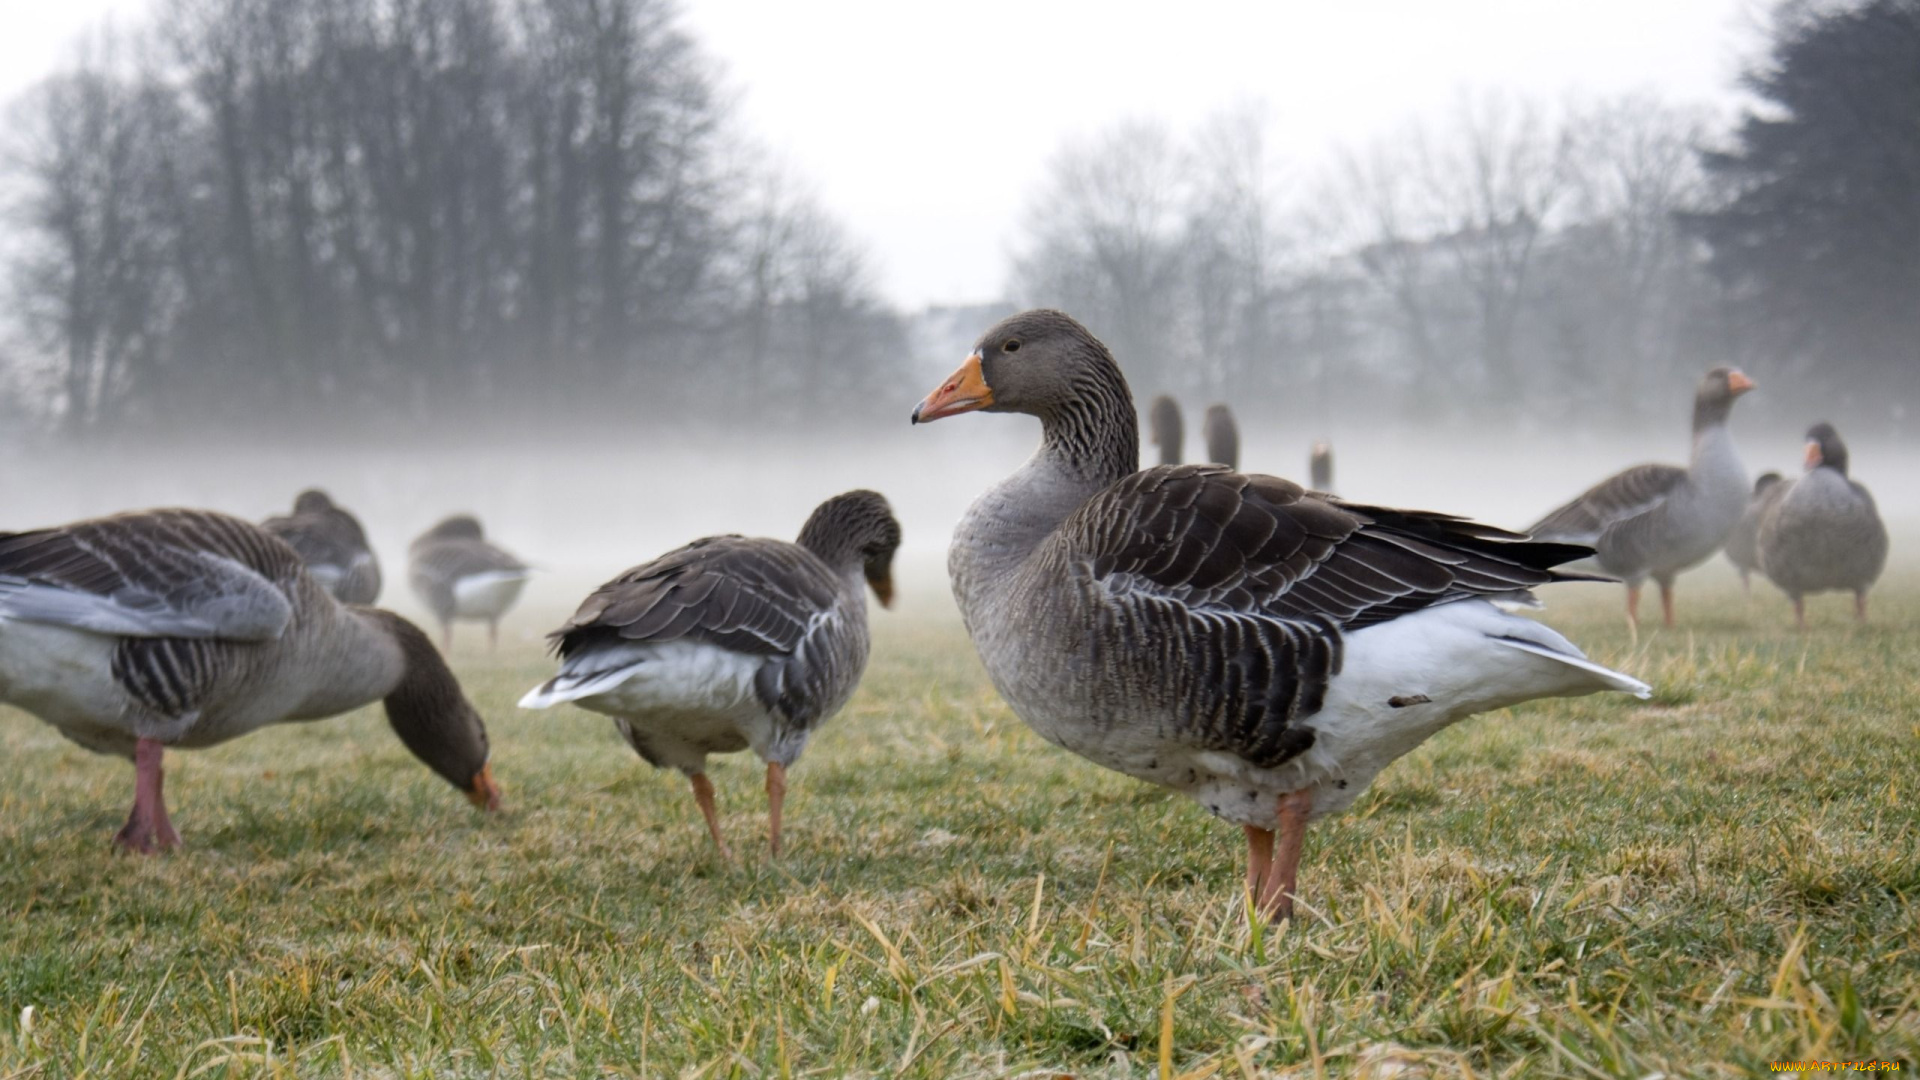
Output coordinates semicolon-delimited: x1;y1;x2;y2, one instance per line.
911;353;993;423
1804;439;1822;470
467;761;502;811
1727;370;1755;395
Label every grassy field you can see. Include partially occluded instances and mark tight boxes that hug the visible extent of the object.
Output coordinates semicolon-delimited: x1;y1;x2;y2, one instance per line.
1;565;1916;1078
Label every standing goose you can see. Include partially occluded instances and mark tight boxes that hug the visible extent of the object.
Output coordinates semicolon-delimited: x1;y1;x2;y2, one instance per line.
519;490;899;857
408;515;531;651
262;489;383;604
1310;439;1335;494
1148;394;1184;466
1528;368;1755;629
1757;423;1889;628
0;509;501;852
1724;472;1784;594
1202;404;1240;469
911;310;1647;921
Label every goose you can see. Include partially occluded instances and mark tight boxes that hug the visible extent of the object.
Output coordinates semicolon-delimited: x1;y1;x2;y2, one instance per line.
408;515;531;651
910;310;1648;921
0;508;500;852
262;489;383;604
1202;404;1240;469
1310;440;1335;494
519;490;899;857
1723;472;1784;593
1528;368;1754;629
1757;423;1889;628
1148;394;1184;466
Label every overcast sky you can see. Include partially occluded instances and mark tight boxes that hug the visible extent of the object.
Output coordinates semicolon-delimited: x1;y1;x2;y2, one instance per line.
8;0;1765;311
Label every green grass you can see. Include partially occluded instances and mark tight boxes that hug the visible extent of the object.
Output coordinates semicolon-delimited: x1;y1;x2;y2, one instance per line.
2;567;1917;1077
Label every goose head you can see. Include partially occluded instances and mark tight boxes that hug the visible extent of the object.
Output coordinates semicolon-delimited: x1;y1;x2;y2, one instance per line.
293;489;338;514
1753;471;1784;496
367;610;503;810
910;309;1124;424
797;489;902;608
1693;367;1756;430
420;514;486;543
1803;422;1849;475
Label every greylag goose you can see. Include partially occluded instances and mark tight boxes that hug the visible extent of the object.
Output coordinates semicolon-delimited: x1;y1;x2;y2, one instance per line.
1310;440;1335;494
1757;423;1889;628
519;490;899;857
0;508;501;852
1528;367;1754;629
1148;394;1184;466
1724;472;1784;593
262;489;383;604
910;310;1648;921
1203;404;1240;469
408;515;531;650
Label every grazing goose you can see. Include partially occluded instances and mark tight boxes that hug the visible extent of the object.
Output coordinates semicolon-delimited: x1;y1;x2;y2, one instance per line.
1528;368;1754;629
910;310;1648;921
1724;472;1784;593
408;515;531;651
1757;423;1889;628
0;509;500;852
1202;404;1240;469
519;490;899;857
1148;394;1184;466
262;489;383;605
1310;439;1335;494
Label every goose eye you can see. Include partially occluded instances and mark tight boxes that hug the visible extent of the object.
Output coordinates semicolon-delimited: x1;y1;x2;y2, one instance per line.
1003;339;1020;353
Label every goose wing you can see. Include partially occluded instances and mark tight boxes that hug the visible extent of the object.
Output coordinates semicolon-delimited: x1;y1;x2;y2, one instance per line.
1054;465;1596;767
1528;464;1688;545
0;509;298;641
264;507;381;604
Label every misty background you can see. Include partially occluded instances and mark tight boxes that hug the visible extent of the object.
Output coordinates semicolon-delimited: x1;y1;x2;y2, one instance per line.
0;0;1914;633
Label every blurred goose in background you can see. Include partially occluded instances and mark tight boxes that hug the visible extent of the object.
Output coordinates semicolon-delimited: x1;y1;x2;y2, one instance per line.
262;489;382;604
408;515;531;651
1528;367;1754;630
911;310;1648;922
0;509;500;852
1202;404;1240;469
1148;394;1184;466
1310;439;1335;493
520;491;899;858
1757;423;1888;629
1724;472;1784;594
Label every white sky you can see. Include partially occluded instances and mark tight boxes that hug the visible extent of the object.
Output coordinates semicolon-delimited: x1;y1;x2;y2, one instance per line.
7;0;1765;310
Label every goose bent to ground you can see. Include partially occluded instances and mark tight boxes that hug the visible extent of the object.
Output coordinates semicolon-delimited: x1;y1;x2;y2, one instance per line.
0;509;501;852
409;515;532;651
1529;367;1754;630
1203;404;1239;469
1757;423;1889;629
519;490;899;857
1310;440;1335;494
911;310;1649;922
262;489;383;604
1148;394;1184;466
1724;472;1784;594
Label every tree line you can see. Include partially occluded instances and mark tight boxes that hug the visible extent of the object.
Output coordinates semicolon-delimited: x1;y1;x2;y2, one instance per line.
3;0;905;440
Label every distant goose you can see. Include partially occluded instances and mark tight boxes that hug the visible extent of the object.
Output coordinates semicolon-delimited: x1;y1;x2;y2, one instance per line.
1529;368;1754;629
262;489;383;604
408;515;531;651
1757;423;1889;628
1310;439;1335;493
0;509;500;851
1202;404;1240;469
1148;394;1184;466
1724;472;1784;593
911;310;1647;921
520;491;899;857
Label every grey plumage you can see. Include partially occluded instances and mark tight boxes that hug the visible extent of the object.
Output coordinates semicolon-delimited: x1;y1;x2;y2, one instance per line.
1529;367;1754;626
407;514;531;649
0;508;498;849
1724;472;1784;590
262;489;382;604
1202;403;1239;469
1148;394;1184;466
1757;423;1888;626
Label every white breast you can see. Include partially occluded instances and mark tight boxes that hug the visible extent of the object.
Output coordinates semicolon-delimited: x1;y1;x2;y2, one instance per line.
452;571;530;619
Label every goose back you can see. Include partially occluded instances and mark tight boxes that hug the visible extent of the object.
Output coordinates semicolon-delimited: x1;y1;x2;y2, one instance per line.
263;491;382;604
